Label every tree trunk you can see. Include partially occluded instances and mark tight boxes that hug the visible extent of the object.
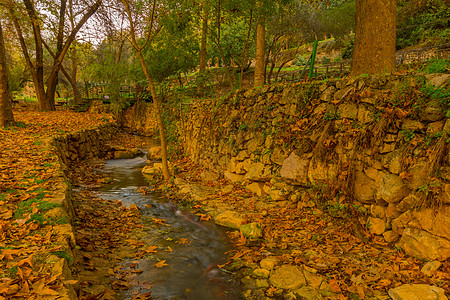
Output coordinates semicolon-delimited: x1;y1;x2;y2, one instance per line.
121;0;171;181
199;3;207;74
0;22;14;127
136;50;171;180
350;0;396;76
44;0;102;110
239;7;253;89
254;21;265;87
71;55;82;104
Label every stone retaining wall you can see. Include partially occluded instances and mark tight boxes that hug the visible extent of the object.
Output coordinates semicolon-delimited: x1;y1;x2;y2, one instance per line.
43;123;118;299
182;74;450;261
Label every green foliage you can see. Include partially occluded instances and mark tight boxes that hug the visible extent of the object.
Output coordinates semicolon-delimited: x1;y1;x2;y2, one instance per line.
319;0;356;39
341;37;354;60
5;266;18;278
420;83;450;101
292;55;308;67
401;129;416;142
423;59;450;74
396;0;450;49
14;197;60;220
238;123;248;131
51;251;72;262
139;10;199;83
321;57;331;64
208;17;254;70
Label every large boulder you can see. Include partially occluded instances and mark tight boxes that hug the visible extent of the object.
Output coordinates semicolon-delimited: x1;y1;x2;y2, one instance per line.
214;211;245;229
425;73;450;87
269;265;306;290
411;206;450;240
398;228;450;261
353;171;378;204
406;163;428;190
388;284;448;300
380;174;410;203
367;217;386;235
240;222;263;238
246;182;266;197
382;149;403;174
337;103;358;120
200;171;220;182
280;152;310;185
147;146;162;160
245;162;272;182
224;171;245;183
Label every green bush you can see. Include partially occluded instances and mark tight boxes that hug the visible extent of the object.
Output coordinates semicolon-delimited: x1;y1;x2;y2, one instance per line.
396;0;450;49
321;57;331;64
292;55;309;67
341;38;354;60
423;59;450;74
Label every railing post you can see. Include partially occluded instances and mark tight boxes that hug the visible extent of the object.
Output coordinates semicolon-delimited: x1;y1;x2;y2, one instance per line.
308;40;318;79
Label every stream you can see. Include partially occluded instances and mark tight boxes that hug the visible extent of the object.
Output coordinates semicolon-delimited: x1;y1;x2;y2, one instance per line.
94;145;242;300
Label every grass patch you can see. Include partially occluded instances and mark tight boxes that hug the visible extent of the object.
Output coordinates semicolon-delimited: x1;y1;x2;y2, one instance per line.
14;198;61;219
51;251;72;262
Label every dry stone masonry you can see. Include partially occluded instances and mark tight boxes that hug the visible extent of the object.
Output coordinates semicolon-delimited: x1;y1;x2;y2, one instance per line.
182;73;450;262
45;123;118;299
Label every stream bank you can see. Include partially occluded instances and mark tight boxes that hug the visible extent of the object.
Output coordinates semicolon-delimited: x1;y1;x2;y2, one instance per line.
65;134;242;300
121;71;450;299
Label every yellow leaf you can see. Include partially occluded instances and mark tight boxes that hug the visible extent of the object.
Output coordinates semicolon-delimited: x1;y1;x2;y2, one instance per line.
154;260;168;268
165;246;173;252
37;288;59;296
15;255;33;268
144;245;158;253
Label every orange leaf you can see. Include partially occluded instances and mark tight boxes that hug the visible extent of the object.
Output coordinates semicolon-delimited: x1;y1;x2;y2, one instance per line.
177;238;190;244
154;260;168;268
16;255;33;268
357;285;365;299
144;245;158;253
165;246;173;252
153;218;170;226
329;279;342;293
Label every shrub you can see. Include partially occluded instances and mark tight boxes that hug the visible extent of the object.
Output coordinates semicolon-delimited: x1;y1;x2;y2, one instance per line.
292;55;309;67
423;59;450;74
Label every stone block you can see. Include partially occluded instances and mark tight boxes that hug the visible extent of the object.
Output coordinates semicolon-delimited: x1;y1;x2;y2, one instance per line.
269;265;306;290
280;152;310;185
388;284;448;300
214;211;244;229
380;174;410;203
399;228;450;261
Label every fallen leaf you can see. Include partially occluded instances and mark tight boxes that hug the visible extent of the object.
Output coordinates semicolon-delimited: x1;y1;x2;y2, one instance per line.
144;245;158;253
154;260;168;268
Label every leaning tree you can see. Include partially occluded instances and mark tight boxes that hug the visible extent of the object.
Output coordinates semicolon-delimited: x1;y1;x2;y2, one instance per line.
5;0;102;110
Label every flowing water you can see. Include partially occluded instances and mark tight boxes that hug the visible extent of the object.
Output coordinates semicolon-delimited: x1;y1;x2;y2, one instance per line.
95;145;242;300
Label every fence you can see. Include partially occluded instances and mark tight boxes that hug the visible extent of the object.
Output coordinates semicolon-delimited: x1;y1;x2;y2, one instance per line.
272;43;450;83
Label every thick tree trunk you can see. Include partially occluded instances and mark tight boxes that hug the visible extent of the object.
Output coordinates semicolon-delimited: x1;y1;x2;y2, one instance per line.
254;21;265;87
350;0;396;76
0;23;14;127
